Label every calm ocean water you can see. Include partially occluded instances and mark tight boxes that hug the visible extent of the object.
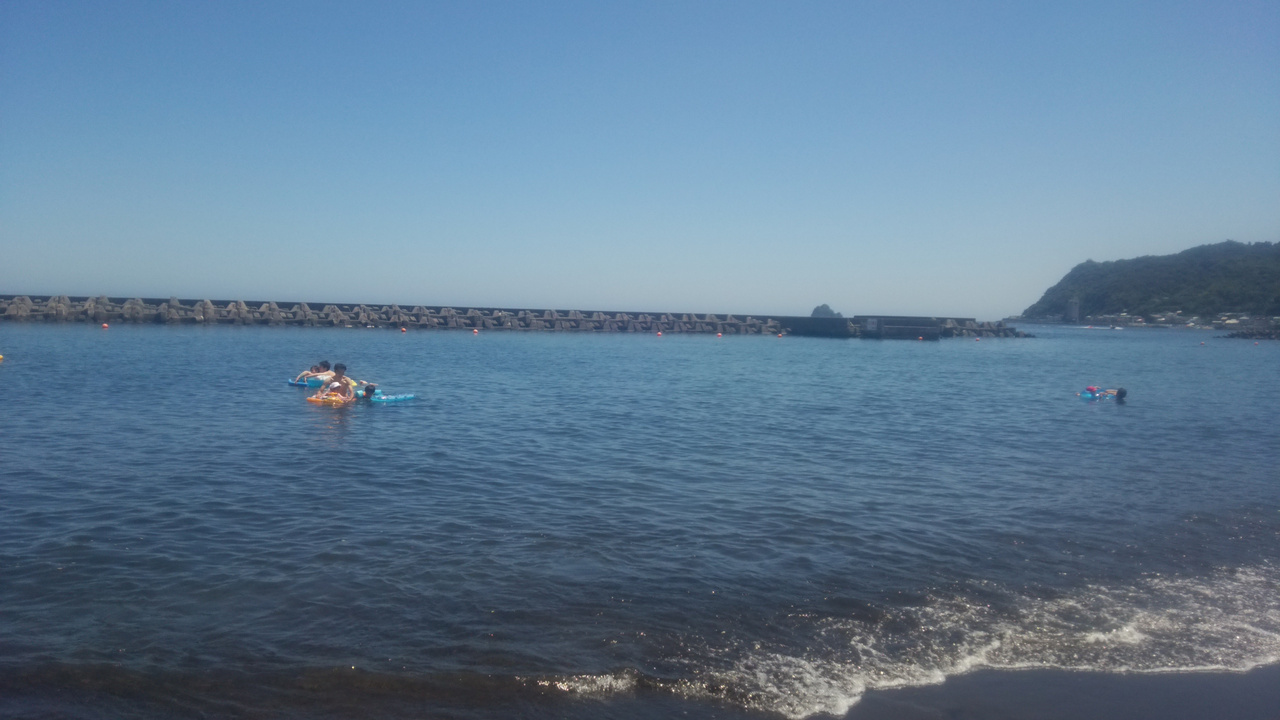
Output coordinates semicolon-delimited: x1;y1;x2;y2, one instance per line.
1;323;1278;719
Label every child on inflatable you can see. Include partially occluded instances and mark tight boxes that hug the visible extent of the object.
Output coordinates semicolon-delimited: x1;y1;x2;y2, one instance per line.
312;363;354;403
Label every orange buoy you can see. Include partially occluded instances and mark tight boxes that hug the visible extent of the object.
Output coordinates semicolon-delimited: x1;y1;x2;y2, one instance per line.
777;333;782;337
401;327;406;333
918;336;923;341
657;331;662;336
716;333;722;338
473;328;479;334
101;323;108;329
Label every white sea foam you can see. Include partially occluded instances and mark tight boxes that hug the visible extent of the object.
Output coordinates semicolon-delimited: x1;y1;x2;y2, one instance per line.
535;670;638;696
733;564;1280;718
1082;625;1147;645
542;563;1280;719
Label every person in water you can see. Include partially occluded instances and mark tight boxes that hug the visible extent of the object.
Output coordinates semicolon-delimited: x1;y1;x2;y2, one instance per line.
314;363;354;401
295;360;332;382
296;365;322;382
1103;387;1128;403
360;383;378;400
1078;386;1128;402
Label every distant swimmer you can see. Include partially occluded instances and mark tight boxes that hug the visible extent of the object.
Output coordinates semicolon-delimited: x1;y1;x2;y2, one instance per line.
1078;386;1127;403
359;383;378;400
295;360;332;383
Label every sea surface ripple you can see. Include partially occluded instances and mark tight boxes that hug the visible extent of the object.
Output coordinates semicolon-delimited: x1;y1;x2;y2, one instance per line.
1;323;1278;718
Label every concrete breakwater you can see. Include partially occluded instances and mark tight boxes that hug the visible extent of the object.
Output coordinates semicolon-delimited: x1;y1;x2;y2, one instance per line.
0;295;1026;338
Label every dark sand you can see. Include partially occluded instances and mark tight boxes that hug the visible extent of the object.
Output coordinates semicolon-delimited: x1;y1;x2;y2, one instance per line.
3;665;1278;719
846;665;1280;720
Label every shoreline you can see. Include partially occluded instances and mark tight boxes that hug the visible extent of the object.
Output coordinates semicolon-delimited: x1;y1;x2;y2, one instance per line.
845;664;1280;720
2;663;1277;720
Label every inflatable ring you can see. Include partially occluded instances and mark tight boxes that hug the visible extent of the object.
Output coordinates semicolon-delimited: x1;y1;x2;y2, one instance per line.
307;393;351;406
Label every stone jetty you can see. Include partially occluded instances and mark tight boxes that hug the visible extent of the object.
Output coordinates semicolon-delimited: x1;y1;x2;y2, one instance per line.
0;295;1026;339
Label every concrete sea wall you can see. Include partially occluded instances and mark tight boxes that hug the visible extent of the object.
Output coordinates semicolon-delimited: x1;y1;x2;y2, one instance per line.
0;295;1026;338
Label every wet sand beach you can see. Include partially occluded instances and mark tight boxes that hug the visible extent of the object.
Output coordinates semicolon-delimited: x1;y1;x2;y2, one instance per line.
847;665;1280;720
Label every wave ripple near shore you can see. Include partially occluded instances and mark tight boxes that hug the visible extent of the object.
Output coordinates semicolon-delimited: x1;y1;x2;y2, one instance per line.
0;324;1277;718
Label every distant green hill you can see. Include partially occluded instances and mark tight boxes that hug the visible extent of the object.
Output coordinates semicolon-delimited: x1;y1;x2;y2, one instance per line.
1023;241;1280;319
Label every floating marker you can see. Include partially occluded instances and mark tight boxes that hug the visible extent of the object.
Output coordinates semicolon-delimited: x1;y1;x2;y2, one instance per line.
918;336;923;341
101;323;109;329
777;333;782;337
401;327;406;333
657;331;662;336
717;333;722;338
473;328;479;334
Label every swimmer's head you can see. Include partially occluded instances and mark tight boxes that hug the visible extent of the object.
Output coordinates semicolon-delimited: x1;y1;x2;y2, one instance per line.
319;360;331;370
364;384;378;399
333;363;346;376
1115;387;1127;402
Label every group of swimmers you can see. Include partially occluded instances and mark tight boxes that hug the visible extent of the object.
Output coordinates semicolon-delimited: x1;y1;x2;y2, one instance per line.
295;360;378;402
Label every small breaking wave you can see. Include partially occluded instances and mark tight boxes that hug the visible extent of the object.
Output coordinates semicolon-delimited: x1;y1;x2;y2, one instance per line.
541;563;1280;718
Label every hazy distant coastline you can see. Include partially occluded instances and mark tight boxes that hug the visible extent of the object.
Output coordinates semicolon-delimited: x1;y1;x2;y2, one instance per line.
1021;240;1280;322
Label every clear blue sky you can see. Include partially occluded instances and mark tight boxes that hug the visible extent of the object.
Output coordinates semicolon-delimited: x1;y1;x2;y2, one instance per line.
2;1;1276;319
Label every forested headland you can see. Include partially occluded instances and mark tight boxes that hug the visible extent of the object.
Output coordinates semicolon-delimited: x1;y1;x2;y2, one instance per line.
1022;241;1280;319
